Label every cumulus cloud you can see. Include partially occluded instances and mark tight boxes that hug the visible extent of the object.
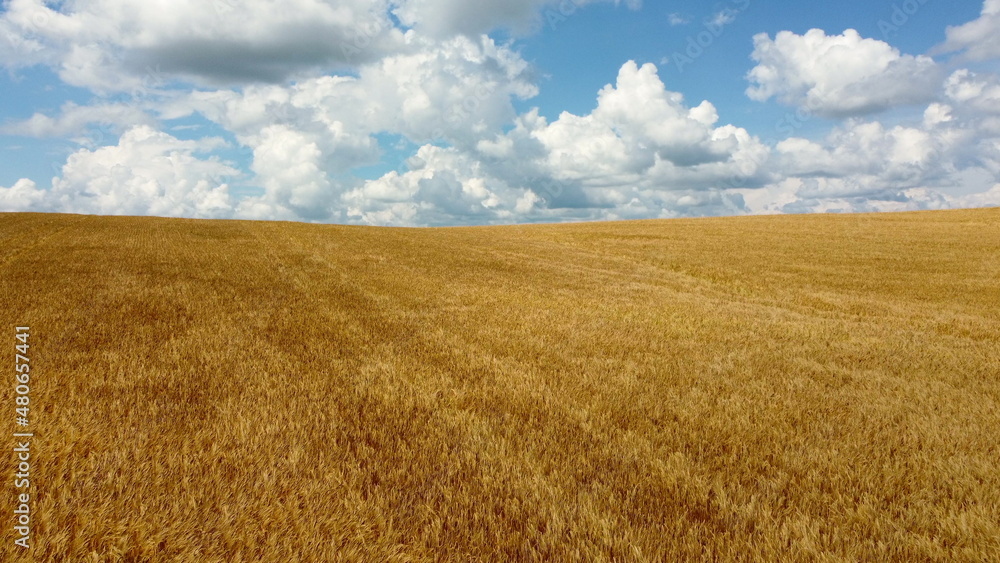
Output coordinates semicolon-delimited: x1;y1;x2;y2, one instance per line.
0;179;48;212
954;183;1000;206
0;0;405;90
355;34;538;145
746;29;941;117
182;34;536;147
338;61;770;225
343;144;516;225
522;62;769;191
0;28;542;225
0;7;49;69
320;60;769;225
0;126;239;218
242;125;338;220
159;33;538;223
748;98;1000;215
738;176;1000;217
0;0;646;90
774;121;940;186
938;0;1000;61
944;69;1000;114
923;103;954;128
343;142;750;226
0;102;155;140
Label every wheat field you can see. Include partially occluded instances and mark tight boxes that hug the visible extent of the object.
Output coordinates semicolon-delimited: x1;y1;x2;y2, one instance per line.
0;208;998;561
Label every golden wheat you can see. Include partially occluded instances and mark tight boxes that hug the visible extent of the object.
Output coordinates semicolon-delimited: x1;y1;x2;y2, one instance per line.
0;208;998;561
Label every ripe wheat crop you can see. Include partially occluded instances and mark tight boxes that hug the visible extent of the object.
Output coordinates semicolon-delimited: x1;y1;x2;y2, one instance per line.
0;208;998;561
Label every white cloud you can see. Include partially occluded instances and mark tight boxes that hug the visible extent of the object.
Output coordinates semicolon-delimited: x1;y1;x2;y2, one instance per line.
141;33;536;224
774;121;939;185
753;98;1000;215
0;28;541;225
56;126;239;218
0;0;645;91
164;32;539;223
0;179;48;212
522;62;769;191
938;0;1000;61
0;9;49;68
746;29;941;117
954;183;1000;207
923;103;954;128
241;125;337;220
944;69;1000;114
668;13;689;26
182;33;536;148
0;0;406;90
0;125;239;218
0;102;154;140
343;144;518;226
343;146;752;226
356;34;538;145
337;61;767;226
708;10;736;28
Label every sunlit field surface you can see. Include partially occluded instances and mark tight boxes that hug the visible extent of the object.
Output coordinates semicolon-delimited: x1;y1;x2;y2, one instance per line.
1;208;998;561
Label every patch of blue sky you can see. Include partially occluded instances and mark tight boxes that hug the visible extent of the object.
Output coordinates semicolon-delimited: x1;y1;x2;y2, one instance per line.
350;132;417;181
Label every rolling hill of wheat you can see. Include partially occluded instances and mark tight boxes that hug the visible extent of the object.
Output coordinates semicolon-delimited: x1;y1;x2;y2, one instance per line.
1;208;998;561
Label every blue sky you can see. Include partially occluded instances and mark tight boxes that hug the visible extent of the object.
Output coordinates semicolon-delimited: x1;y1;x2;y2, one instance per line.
516;1;986;133
1;0;999;225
